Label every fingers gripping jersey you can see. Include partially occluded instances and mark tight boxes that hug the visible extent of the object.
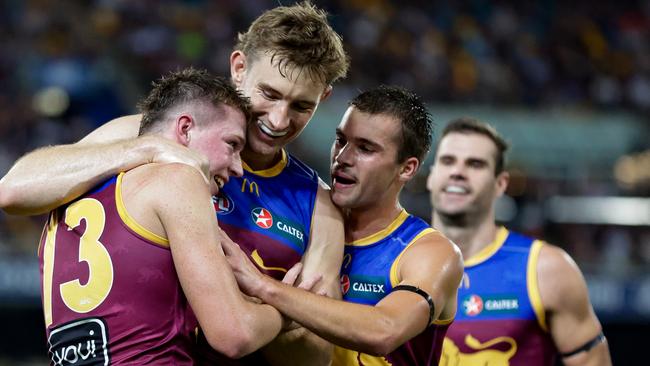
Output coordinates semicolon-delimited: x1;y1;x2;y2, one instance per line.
197;150;320;365
38;174;197;365
333;210;452;366
441;228;557;366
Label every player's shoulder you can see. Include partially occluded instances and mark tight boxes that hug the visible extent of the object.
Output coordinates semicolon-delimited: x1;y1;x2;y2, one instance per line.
409;228;463;267
422;229;462;255
285;152;319;182
536;242;590;310
128;162;206;192
537;242;581;276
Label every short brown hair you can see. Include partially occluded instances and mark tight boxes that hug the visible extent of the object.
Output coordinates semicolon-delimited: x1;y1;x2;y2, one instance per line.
236;1;349;85
350;85;433;164
437;117;509;175
137;68;252;135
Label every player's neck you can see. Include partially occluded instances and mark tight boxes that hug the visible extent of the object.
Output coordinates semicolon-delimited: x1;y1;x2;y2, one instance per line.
344;201;403;244
432;211;499;260
241;148;283;171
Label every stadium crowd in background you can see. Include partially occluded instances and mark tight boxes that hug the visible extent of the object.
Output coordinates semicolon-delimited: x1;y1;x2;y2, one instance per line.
1;0;649;271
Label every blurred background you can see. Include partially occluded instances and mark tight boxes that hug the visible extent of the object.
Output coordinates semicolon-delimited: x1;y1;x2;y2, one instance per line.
0;0;648;364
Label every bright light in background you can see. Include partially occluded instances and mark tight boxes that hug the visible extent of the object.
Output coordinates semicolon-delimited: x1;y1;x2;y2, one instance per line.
32;86;70;117
547;196;650;226
615;151;650;190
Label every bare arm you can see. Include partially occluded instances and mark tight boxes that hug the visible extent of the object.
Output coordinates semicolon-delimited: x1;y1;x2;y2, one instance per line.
226;230;462;356
152;163;283;358
261;182;345;366
538;244;612;366
0;114;208;216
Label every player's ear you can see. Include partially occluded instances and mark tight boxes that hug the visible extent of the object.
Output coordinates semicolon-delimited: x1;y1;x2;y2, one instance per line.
230;51;247;88
399;157;420;183
319;85;333;102
426;164;435;191
175;115;194;147
495;170;510;197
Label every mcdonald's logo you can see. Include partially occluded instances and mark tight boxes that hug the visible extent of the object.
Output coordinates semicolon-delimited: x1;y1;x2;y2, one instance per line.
241;178;260;196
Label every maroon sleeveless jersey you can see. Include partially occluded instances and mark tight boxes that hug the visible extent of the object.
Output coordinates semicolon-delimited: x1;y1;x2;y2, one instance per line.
38;174;198;365
441;228;557;366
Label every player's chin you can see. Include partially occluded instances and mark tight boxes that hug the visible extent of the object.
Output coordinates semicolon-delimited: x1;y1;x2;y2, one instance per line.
249;137;283;156
331;191;355;209
330;191;347;208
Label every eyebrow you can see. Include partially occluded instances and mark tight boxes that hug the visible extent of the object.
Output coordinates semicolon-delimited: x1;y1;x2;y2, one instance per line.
335;128;382;149
258;82;317;108
440;154;490;167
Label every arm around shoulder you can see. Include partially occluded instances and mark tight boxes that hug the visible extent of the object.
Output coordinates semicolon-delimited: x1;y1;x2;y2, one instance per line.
0;114;208;216
537;244;612;366
0;115;141;215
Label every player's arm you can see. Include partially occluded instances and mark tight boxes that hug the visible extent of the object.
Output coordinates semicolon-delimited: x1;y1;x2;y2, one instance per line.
0;114;208;216
226;230;462;355
537;244;612;366
261;182;345;366
153;163;284;358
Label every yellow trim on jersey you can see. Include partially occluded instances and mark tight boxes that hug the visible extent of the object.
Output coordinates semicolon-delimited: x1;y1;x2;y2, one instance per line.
332;347;391;366
527;240;548;332
389;228;436;286
388;227;456;326
348;210;409;247
243;149;288;177
433;316;455;325
464;226;509;267
115;173;169;247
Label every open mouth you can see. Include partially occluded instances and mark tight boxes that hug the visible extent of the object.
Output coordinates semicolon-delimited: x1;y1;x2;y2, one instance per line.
332;171;356;187
443;185;469;194
257;120;288;138
214;176;225;189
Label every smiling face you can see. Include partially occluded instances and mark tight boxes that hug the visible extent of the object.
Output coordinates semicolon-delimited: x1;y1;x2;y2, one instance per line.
231;51;331;169
427;132;508;222
330;107;416;210
188;103;247;195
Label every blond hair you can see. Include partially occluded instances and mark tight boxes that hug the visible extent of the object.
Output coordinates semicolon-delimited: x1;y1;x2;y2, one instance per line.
236;1;349;85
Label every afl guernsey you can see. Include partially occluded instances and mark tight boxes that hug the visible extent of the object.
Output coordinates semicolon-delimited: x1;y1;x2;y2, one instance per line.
440;227;557;366
38;173;198;365
197;150;320;365
333;210;452;366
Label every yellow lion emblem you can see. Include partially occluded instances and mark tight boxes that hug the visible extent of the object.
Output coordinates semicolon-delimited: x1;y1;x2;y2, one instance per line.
440;334;517;366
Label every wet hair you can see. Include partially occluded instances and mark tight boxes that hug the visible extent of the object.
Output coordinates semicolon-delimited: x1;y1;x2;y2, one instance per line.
350;85;433;164
235;1;349;85
438;117;509;175
137;68;252;135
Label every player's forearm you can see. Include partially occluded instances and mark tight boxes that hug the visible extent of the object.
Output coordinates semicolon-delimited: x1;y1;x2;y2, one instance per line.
0;139;155;215
261;327;332;366
236;301;284;356
257;279;402;356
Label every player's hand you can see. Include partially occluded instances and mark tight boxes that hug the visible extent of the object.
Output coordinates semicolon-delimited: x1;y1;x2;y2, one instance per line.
279;262;325;331
140;135;211;183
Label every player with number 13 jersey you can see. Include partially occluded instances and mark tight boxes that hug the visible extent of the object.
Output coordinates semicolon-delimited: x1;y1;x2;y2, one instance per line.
38;175;198;365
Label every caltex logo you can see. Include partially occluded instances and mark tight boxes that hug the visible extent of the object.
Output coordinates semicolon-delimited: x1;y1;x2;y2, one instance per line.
340;274;350;295
464;294;484;316
251;207;273;229
213;194;234;215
